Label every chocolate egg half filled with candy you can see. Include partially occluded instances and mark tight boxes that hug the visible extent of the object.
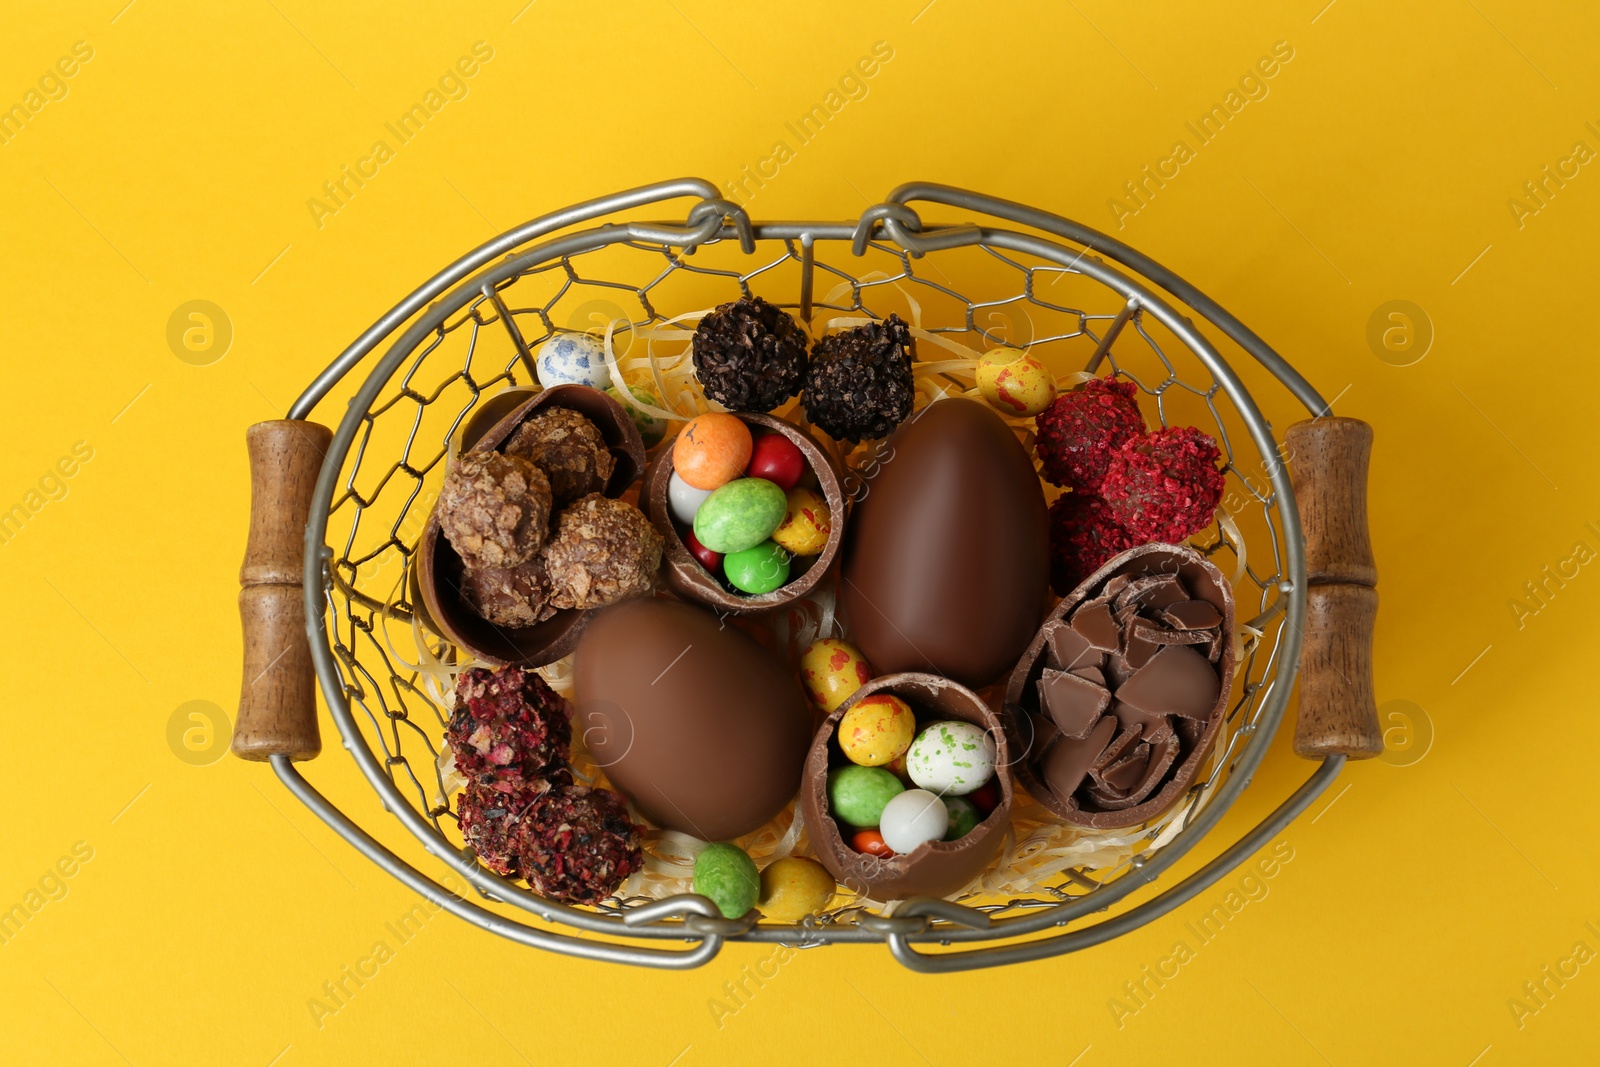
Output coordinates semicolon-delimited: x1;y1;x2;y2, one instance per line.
574;598;812;841
839;397;1050;689
802;672;1012;901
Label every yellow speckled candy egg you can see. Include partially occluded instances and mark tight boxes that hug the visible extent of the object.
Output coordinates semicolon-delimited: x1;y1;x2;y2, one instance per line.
770;486;831;557
758;857;837;921
800;638;874;714
975;350;1057;417
838;692;915;767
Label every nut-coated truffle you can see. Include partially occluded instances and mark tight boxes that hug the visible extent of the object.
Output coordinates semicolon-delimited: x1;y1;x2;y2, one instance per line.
542;494;663;611
459;557;556;628
691;296;810;412
437;451;553;569
504;407;617;506
802;314;916;442
1099;426;1227;543
1033;375;1146;492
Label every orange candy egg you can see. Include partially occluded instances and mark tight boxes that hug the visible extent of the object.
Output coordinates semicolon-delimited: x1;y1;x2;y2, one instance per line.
673;413;753;490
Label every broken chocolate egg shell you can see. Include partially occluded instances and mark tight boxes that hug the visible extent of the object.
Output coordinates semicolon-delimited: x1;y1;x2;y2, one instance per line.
1003;543;1235;829
642;413;846;614
415;384;649;668
801;672;1012;901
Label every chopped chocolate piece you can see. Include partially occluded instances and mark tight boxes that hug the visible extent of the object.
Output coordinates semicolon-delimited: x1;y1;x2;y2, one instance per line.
1114;573;1189;614
802;314;916;442
1111;699;1172;742
1121;626;1162;671
1160;600;1222;630
1037;668;1111;740
459;557;556;628
437;450;553;569
504;407;617;506
1069;665;1106;686
1086;732;1179;809
1072;599;1120;651
541;494;663;611
1089;723;1144;780
1044;620;1098;672
1098;742;1151;793
1207;627;1227;663
691;296;811;412
1103;574;1134;598
1116;643;1220;720
1040;715;1117;802
1132;618;1213;648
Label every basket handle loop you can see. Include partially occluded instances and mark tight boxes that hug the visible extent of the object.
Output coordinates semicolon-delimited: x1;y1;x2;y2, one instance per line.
851;202;982;258
1285;416;1383;759
233;419;332;762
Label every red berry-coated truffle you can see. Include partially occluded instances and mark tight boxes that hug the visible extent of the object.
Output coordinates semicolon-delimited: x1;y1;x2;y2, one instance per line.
456;771;571;877
447;666;572;787
1099;426;1227;543
519;784;643;905
1034;375;1146;491
1048;492;1136;596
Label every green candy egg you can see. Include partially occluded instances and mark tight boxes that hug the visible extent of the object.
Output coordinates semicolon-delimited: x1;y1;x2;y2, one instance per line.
694;842;760;919
942;796;981;840
607;384;668;447
828;765;905;827
724;540;791;595
694;477;786;554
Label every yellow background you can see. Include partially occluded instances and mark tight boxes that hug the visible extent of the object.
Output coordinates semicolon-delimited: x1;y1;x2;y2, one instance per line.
3;1;1596;1063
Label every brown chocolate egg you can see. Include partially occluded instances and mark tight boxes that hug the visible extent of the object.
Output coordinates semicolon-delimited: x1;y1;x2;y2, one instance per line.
839;397;1050;688
573;598;811;841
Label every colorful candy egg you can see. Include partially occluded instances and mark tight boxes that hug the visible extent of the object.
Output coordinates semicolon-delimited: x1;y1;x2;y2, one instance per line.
800;638;874;714
536;332;612;390
837;693;915;767
673;413;752;490
694;842;759;919
942;796;981;840
757;857;836;921
975;350;1056;417
851;828;893;857
879;789;948;853
746;433;806;491
724;540;790;594
668;470;714;525
906;720;997;796
607;383;668;447
770;486;832;557
693;477;786;553
827;765;903;827
684;529;722;573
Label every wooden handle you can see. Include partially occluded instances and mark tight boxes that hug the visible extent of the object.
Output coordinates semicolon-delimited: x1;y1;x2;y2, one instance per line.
233;419;332;762
1285;416;1382;759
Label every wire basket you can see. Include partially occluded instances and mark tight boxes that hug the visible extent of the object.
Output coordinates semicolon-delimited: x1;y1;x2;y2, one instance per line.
243;178;1369;971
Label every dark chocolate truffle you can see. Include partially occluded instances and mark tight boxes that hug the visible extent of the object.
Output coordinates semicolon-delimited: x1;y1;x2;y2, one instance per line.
447;665;572;786
504;407;617;506
691;296;810;412
518;783;642;905
459;557;555;628
802;314;915;442
541;494;663;611
437;450;553;569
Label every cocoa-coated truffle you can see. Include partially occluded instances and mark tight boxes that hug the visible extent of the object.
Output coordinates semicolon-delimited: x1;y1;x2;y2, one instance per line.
518;783;642;905
447;665;572;787
802;314;915;442
691;296;810;412
459;557;556;628
542;494;663;611
504;407;616;506
437;451;553;569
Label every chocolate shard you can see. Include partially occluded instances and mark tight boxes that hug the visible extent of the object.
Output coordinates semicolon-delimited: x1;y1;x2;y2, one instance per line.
1160;600;1222;630
1114;573;1189;613
1087;732;1179;808
1116;643;1220;720
1207;627;1227;663
1132;618;1213;648
1103;574;1134;598
1121;626;1162;670
1037;668;1111;740
1043;620;1099;672
1089;723;1143;777
1069;665;1106;686
1040;715;1117;802
1100;742;1151;792
1071;598;1120;651
1111;699;1171;741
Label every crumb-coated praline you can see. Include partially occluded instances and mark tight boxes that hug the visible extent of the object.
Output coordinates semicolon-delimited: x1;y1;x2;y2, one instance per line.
459;557;556;628
1033;375;1145;492
802;314;916;442
1099;426;1226;543
456;771;570;876
1048;491;1135;596
691;296;810;412
437;450;553;569
541;494;663;611
504;407;617;506
517;783;642;905
447;665;572;787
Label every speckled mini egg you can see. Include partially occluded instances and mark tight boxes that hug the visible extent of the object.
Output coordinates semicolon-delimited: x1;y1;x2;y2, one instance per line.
906;720;996;796
758;857;836;921
770;486;831;557
800;638;874;714
536;332;612;390
975;350;1056;417
837;693;915;767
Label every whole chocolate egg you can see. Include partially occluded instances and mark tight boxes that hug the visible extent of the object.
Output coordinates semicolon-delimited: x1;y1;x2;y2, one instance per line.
840;397;1050;688
573;598;811;841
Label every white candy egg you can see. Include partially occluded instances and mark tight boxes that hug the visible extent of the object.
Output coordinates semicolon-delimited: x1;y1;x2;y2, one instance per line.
878;789;949;854
535;332;612;390
906;720;996;796
668;470;714;525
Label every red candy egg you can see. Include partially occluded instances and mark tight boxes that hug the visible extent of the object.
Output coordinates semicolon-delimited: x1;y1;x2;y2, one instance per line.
685;530;723;573
746;432;806;491
851;829;895;858
967;778;1000;816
